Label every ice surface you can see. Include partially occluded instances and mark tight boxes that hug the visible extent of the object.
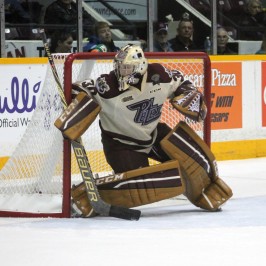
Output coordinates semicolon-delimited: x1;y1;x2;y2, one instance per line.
0;157;266;266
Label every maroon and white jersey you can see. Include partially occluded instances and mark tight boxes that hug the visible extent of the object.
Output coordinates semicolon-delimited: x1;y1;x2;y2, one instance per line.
88;63;196;153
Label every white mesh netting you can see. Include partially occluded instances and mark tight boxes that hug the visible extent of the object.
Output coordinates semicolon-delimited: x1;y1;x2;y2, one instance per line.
0;54;81;215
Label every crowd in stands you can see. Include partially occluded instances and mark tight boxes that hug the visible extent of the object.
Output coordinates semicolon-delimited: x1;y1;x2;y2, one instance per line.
150;22;173;52
44;0;95;40
238;0;266;40
5;0;32;40
83;21;120;52
217;27;237;55
49;30;74;53
3;0;266;55
168;12;199;52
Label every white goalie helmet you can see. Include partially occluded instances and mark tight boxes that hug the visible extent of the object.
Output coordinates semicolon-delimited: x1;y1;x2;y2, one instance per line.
114;44;148;91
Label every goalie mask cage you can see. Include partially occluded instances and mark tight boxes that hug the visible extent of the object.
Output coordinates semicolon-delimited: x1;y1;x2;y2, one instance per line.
0;52;211;218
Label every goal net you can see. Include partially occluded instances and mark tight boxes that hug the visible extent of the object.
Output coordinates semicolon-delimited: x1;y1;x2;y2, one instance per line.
0;52;211;217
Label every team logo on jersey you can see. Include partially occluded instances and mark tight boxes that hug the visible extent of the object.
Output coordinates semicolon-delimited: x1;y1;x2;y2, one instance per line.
127;97;163;125
96;77;110;94
151;74;160;85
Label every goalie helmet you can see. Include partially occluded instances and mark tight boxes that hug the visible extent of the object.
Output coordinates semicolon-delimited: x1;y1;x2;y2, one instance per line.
114;44;148;91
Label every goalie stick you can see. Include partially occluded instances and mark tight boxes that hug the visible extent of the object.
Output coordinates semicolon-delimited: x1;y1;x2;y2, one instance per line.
39;29;141;221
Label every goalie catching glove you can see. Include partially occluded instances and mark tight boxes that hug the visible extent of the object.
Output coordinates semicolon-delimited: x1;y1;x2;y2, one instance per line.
171;83;207;122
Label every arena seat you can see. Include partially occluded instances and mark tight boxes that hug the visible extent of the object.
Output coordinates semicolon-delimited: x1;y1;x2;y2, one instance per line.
187;0;210;17
217;0;232;13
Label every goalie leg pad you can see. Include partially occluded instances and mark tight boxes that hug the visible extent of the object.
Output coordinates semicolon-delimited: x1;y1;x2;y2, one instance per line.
197;178;233;211
71;160;184;217
160;121;233;211
54;92;101;140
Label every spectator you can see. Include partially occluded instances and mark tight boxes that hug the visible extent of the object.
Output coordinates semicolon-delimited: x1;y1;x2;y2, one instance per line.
255;31;266;54
83;21;120;52
44;0;95;39
5;0;31;23
169;13;200;52
5;0;31;40
50;30;74;53
239;0;266;40
217;27;237;55
151;22;173;52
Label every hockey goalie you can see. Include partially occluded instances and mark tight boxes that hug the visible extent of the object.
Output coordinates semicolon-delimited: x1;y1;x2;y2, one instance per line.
55;44;233;217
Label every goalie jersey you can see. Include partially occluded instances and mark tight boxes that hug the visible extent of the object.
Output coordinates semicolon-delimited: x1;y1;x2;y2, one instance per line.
76;63;200;153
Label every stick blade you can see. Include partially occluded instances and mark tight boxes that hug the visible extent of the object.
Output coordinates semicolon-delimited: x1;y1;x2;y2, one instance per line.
109;206;141;221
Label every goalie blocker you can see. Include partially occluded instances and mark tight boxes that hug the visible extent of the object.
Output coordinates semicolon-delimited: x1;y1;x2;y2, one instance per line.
54;92;101;140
